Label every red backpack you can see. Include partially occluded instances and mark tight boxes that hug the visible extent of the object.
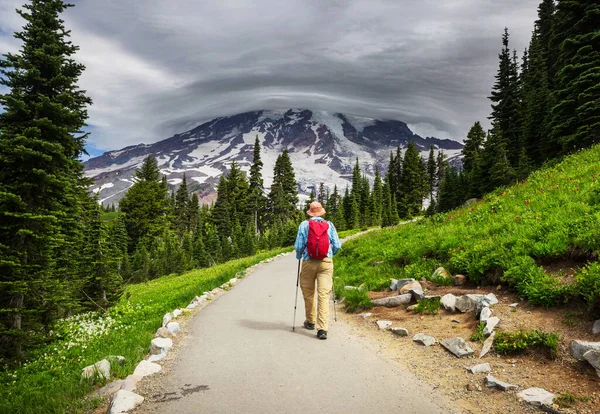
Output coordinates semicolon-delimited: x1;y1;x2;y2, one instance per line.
306;220;330;259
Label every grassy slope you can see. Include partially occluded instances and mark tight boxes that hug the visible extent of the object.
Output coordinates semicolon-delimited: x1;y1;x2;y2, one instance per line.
1;247;290;414
335;144;600;313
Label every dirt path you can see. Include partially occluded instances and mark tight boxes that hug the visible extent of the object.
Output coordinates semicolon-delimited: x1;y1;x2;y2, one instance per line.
134;252;454;414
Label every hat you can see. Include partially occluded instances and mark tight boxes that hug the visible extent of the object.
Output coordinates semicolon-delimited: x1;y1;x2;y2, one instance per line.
306;201;326;217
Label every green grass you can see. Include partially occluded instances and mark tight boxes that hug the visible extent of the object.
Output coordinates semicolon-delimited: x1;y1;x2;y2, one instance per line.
555;392;591;408
413;297;441;315
0;247;289;414
494;329;560;359
334;144;600;314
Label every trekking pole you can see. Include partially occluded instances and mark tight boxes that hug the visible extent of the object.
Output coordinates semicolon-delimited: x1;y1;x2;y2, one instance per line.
292;259;301;331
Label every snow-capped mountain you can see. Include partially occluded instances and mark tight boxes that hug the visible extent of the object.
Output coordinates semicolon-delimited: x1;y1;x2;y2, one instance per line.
84;109;464;206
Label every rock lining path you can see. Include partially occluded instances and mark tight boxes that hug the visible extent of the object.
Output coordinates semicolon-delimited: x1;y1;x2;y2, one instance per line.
137;252;453;414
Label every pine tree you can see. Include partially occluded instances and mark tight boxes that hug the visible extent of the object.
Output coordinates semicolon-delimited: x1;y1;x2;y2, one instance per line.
304;189;316;211
462;122;486;173
427;146;436;201
174;175;189;234
398;142;428;218
204;222;222;266
372;166;384;226
119;156;168;251
247;136;266;234
193;231;209;268
317;182;326;205
188;193;200;234
550;0;600;154
268;150;298;223
213;175;231;238
0;0;92;358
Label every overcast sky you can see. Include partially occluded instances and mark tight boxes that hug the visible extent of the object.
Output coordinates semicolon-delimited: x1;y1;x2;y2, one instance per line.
0;0;540;153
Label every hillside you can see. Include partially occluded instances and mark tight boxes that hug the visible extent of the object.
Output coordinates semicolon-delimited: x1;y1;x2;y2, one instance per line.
335;143;600;313
83;109;463;205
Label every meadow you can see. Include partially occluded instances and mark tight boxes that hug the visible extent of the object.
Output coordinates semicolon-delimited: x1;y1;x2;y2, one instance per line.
335;144;600;314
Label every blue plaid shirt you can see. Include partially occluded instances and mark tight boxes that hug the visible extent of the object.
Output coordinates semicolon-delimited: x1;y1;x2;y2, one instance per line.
294;217;341;260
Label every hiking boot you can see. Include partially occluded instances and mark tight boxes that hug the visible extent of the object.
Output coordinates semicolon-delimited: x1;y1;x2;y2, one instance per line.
303;321;315;330
317;330;327;340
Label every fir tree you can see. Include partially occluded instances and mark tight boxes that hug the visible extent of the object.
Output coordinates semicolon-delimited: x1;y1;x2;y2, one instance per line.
247;136;266;234
398;142;428;218
372;166;384;226
268;150;298;223
188;193;200;234
427;146;436;201
213;175;231;238
174;175;189;234
462;122;486;173
0;0;92;358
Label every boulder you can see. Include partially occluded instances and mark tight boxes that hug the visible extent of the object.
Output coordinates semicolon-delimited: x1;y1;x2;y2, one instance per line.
453;274;467;286
409;287;425;301
371;294;412;308
476;293;499;315
479;307;492;322
432;267;452;281
479;332;496;358
412;333;436;346
396;278;416;291
172;309;182;318
483;317;500;336
485;374;518;391
166;321;180;334
518;388;555;407
390;328;409;337
583;350;600;376
148;352;167;363
593;320;600;335
440;338;474;358
155;327;172;338
359;312;372;319
133;360;162;377
92;379;124;397
107;355;126;366
399;280;422;295
162;312;172;327
569;340;600;361
390;279;399;291
376;320;392;330
229;278;238;285
467;363;491;374
455;294;484;313
440;294;457;312
82;359;111;380
107;390;144;414
149;337;173;355
186;302;198;309
120;375;142;392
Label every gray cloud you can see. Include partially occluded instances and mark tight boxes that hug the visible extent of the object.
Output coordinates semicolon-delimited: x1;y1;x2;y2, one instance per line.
0;0;540;149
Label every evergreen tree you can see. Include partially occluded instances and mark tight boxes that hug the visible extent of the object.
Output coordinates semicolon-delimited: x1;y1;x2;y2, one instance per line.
372;166;384;226
204;222;222;266
268;150;298;223
0;0;92;358
550;0;600;154
317;182;326;205
427;146;436;201
193;231;209;268
462;122;486;173
398;142;428;218
213;175;231;238
304;189;316;211
247;136;266;234
174;175;189;234
119;156;168;251
188;193;200;234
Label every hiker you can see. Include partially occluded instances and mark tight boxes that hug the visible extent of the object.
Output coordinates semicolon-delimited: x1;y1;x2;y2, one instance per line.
294;201;341;340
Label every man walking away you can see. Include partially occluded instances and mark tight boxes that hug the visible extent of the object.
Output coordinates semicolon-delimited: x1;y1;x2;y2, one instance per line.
294;201;341;340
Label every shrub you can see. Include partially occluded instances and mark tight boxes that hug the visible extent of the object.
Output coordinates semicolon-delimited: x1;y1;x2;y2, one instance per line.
574;262;600;316
343;289;373;313
494;329;560;359
470;322;486;342
413;297;441;315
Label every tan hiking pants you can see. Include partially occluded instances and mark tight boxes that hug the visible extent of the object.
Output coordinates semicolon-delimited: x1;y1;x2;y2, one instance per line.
300;257;334;331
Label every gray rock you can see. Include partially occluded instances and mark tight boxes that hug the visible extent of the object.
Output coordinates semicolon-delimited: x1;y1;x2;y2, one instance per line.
453;274;467;286
518;387;555;407
441;337;474;358
455;294;483;313
172;309;182;318
155;327;172;338
82;359;111;380
569;340;600;361
479;331;496;358
441;294;457;312
186;301;198;309
406;304;417;312
376;320;392;330
107;390;144;414
467;363;491;374
583;350;600;376
412;333;436;346
166;321;180;334
483;317;500;336
396;279;415;291
476;293;499;315
107;355;126;366
132;360;162;377
92;379;124;397
229;278;238;285
432;267;452;281
593;320;600;335
390;328;409;337
390;279;399;291
148;352;167;363
149;337;173;355
479;307;492;322
344;286;357;291
119;375;142;392
410;287;425;301
508;303;519;307
359;312;372;319
485;374;518;391
162;312;172;327
399;280;422;295
371;294;412;308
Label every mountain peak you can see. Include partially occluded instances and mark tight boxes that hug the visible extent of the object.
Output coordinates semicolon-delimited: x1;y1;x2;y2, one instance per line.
85;109;463;205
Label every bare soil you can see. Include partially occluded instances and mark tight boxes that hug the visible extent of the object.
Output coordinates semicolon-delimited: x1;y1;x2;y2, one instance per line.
341;285;600;413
